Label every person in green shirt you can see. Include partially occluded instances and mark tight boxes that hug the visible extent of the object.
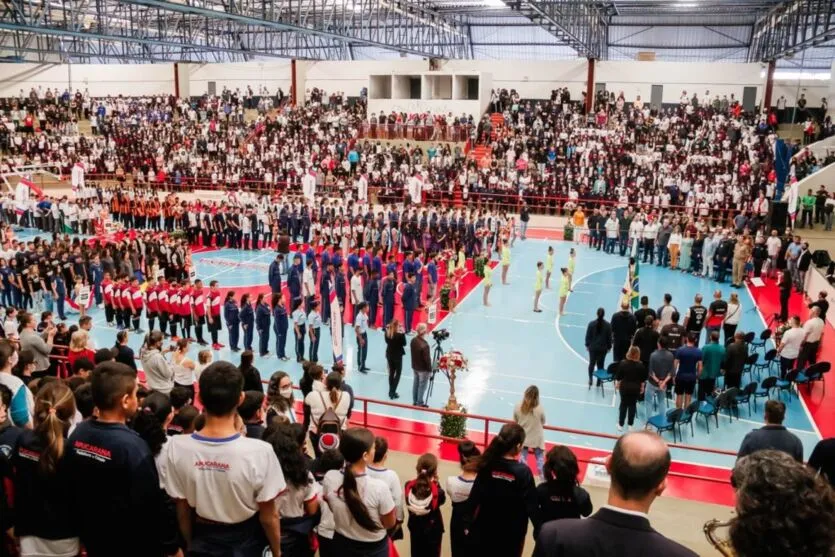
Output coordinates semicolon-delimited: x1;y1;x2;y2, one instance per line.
545;246;554;289
534;261;544;313
801;188;816;229
567;248;577;291
501;239;511;285
482;264;493;307
699;330;725;401
558;267;570;316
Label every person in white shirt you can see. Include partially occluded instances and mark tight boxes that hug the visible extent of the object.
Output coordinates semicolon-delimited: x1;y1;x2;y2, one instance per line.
765;229;782;278
322;428;396;556
303;259;315;311
798;306;825;370
349;268;363;324
365;437;405;533
777;316;805;380
642;220;659;264
304;371;351;440
160;361;285;556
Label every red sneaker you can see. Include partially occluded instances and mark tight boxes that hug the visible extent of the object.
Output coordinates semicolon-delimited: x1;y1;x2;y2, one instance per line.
211;343;221;350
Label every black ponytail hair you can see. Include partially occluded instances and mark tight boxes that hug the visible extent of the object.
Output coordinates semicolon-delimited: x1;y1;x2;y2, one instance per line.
595;307;605;334
340;428;381;532
131;391;172;457
477;423;525;472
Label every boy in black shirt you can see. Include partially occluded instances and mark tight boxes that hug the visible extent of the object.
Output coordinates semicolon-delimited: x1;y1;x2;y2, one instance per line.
65;362;180;557
684;294;707;346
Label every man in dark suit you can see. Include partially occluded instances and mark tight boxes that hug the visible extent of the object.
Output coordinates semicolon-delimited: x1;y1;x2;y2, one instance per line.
534;431;697;557
737;400;803;462
611;301;637;363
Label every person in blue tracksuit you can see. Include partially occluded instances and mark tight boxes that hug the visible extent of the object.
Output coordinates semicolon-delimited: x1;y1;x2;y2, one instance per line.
223;291;241;352
402;253;415;283
291;299;306;362
53;268;66;321
307;299;322;363
334;264;347;329
426;255;438;302
305;244;317;280
319;263;333;326
272;292;289;361
255;293;271;357
382;270;396;328
413;253;424;309
268;254;283;294
364;270;380;329
402;273;417;334
347;251;360;275
240;293;254;352
288;254;302;304
89;257;103;306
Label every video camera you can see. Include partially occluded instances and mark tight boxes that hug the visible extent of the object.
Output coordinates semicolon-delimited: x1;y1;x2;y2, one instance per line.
432;329;450;342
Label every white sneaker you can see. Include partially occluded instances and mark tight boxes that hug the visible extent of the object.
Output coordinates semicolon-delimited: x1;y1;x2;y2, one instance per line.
627;425;635;432
616;424;623;432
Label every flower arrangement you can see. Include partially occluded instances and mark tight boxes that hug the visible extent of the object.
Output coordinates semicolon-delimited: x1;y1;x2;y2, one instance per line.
439;249;455;263
564;221;575;242
475;228;491;240
437;349;469;438
440;285;451;310
438;350;468;373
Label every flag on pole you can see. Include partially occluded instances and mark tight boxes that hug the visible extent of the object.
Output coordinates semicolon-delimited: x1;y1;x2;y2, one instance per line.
630;259;640;311
14;177;43;216
329;284;343;366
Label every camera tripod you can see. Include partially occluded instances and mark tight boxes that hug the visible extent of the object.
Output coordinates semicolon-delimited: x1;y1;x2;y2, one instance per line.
426;340;446;401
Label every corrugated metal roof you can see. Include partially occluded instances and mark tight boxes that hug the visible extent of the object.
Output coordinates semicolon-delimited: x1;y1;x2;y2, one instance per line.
608;24;751;49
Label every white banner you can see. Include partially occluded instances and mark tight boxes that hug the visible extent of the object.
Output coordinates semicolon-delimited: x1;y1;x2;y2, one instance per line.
329;286;343;367
427;300;437;324
76;286;91;308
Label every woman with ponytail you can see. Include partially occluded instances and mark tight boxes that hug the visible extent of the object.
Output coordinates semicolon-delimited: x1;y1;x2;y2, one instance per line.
322;427;396;557
584;306;612;387
11;381;80;556
405;452;446;557
469;423;537;557
131;391;174;458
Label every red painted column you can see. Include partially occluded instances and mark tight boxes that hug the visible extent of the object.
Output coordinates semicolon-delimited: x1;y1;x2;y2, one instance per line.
763;59;776;112
173;62;180;99
291;59;297;107
586;57;595;113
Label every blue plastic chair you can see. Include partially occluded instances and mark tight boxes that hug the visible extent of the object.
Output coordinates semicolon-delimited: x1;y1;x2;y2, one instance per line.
741;353;759;381
697;398;719;433
749;329;772;355
775;370;799;401
752;349;778;380
593;365;616;397
646;408;682;442
795;362;831;394
677;401;699;437
735;382;758;416
753;376;778;409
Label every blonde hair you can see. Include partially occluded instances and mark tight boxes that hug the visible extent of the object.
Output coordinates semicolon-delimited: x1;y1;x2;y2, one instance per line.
729;292;739;304
386;318;400;338
626;345;641;362
69;330;88;351
33;382;76;475
197;350;213;364
520;385;540;415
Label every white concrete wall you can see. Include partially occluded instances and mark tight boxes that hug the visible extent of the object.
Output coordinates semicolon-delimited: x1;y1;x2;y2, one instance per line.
367;98;482;117
443;59;587;100
772;79;829;107
304;60;426;97
596;61;765;105
0;63;175;97
186;61;291;95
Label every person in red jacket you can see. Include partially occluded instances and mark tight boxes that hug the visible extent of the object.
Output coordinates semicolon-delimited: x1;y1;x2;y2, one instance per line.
146;276;159;333
158;278;170;337
129;277;144;332
208;280;224;350
180;282;193;341
102;272;115;327
193;279;208;346
168;281;181;340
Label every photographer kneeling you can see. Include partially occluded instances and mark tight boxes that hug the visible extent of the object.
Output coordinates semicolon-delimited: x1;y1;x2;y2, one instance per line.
411;323;432;407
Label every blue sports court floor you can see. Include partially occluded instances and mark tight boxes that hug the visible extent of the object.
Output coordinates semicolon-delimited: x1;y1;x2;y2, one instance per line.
20;227;819;470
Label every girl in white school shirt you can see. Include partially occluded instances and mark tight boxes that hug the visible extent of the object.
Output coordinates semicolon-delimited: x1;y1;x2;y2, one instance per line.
267;424;319;557
265;371;298;425
322;428;397;557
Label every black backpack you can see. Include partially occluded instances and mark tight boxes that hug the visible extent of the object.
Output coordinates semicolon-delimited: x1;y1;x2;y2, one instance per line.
316;391;343;435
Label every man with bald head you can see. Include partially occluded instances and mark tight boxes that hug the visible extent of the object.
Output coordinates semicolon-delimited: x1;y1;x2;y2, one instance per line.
534;432;697;557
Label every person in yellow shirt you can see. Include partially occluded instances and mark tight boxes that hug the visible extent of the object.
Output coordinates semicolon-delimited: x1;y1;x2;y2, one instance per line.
545;246;554;289
483;263;492;306
534;261;544;313
567;248;576;291
500;239;511;285
572;206;586;245
558;267;570;316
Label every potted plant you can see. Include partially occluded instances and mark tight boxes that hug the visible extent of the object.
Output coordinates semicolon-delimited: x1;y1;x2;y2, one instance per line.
437;350;469;439
564;222;574;242
474;256;487;278
440;285;451;310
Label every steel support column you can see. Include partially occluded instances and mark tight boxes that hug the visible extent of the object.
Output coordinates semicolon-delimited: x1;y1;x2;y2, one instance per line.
763;59;776;110
586;57;595;113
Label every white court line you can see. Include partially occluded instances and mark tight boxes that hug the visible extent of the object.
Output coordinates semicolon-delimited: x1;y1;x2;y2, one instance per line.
582;281;625;288
570;289;594;294
200;249;277;281
555;263;629;365
744;283;822;440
